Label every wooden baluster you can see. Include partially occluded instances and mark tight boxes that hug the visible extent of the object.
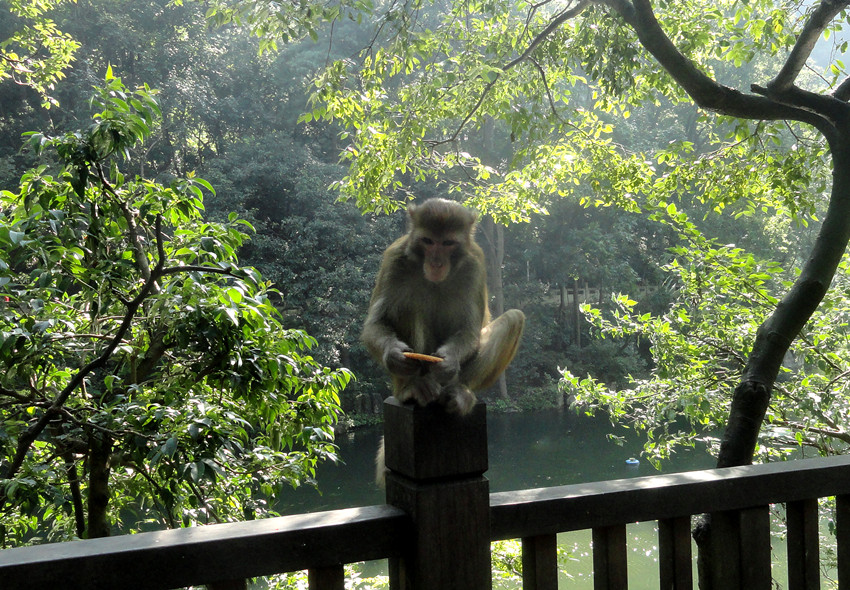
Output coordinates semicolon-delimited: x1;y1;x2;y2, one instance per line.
592;524;627;590
658;516;692;590
521;534;558;590
837;494;850;590
787;499;819;590
698;510;742;589
309;565;345;590
739;506;771;590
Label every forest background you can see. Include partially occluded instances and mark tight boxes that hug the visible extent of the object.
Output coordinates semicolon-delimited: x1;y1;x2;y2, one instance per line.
2;0;850;564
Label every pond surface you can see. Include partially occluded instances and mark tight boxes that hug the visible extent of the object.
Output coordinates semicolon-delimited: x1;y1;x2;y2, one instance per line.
275;407;837;589
277;408;716;515
275;407;721;588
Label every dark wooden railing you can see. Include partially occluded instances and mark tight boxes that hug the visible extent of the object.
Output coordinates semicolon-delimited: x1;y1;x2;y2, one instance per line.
2;398;850;589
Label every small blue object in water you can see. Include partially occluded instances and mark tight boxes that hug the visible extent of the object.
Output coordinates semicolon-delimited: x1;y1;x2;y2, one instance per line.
625;457;640;466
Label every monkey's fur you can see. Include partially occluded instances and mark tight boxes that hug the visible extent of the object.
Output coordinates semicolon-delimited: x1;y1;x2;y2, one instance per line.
363;199;525;484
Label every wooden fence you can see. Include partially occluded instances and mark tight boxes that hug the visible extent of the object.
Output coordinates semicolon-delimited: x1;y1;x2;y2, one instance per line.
2;398;850;589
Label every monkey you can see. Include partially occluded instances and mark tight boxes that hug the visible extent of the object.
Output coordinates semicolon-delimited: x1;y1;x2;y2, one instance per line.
363;197;525;418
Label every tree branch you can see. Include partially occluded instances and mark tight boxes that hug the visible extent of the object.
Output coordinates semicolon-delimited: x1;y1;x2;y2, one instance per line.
768;0;850;93
95;164;154;284
751;82;847;126
0;211;247;484
506;0;591;71
440;0;590;144
770;417;850;445
1;273;158;481
602;0;834;135
834;75;850;101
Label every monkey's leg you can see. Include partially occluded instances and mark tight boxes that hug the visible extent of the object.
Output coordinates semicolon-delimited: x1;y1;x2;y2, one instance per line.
392;373;441;406
439;381;476;415
462;308;525;392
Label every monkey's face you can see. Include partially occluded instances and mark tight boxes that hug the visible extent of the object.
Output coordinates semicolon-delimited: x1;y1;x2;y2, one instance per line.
416;232;460;283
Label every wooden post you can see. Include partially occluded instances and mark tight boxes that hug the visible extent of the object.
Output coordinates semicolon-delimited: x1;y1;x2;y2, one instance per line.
383;397;491;590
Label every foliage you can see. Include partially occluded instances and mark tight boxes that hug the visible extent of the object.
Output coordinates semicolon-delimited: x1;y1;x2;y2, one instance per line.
0;71;349;545
199;131;401;409
0;0;79;107
567;199;850;465
292;0;836;221
260;564;388;589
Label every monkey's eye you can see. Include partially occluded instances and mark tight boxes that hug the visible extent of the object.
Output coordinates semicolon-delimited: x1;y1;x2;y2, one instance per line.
443;240;457;247
422;237;435;245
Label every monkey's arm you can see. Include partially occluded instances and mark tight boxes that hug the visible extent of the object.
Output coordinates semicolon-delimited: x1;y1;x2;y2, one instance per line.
362;293;420;377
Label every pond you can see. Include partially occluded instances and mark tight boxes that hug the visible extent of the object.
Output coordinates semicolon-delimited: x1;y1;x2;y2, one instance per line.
274;406;836;589
274;407;719;588
276;407;715;515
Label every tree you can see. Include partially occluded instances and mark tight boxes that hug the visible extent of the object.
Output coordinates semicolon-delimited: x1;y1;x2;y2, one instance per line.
0;70;349;545
0;0;79;107
204;0;850;583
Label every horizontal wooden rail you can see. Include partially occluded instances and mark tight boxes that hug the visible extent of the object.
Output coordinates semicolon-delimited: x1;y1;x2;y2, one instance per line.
4;446;850;588
489;454;850;539
0;505;408;590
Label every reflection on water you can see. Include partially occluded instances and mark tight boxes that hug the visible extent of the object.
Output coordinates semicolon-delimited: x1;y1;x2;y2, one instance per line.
274;408;837;589
276;407;716;515
274;408;717;589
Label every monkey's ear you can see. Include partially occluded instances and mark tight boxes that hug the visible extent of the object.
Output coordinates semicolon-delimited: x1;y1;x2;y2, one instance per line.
406;203;419;230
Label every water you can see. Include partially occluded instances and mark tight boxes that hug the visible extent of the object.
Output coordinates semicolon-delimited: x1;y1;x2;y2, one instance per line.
276;409;716;515
274;408;719;588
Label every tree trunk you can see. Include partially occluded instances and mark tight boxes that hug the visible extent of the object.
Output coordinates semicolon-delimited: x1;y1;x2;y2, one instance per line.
598;2;850;586
481;217;512;403
573;279;581;349
63;452;86;539
86;432;112;539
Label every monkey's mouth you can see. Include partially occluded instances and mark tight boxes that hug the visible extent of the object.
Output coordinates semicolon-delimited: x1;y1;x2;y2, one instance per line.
424;263;449;283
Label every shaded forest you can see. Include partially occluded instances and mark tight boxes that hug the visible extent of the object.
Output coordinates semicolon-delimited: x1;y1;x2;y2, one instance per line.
1;0;801;415
4;0;850;559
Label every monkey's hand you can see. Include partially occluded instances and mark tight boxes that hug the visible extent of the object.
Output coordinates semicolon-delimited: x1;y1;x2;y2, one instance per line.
430;348;461;385
383;341;420;376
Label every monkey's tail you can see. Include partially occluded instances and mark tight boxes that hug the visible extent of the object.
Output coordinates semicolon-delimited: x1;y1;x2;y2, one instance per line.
465;309;525;391
375;436;388;488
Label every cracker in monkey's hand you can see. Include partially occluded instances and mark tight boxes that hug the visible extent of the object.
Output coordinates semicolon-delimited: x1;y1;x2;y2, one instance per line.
403;352;444;363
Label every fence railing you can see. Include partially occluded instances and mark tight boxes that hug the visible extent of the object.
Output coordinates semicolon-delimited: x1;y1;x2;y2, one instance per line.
2;398;850;589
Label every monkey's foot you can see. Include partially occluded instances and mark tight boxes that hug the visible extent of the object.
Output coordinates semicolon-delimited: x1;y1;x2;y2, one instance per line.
440;384;476;415
396;374;441;407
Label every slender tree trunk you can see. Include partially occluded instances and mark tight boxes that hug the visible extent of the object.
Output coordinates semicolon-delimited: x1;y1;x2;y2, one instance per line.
86;432;112;539
476;115;514;403
63;452;86;538
591;3;850;585
481;217;512;403
573;279;581;349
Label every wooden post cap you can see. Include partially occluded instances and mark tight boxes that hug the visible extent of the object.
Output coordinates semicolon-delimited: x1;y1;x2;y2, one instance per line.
383;397;488;481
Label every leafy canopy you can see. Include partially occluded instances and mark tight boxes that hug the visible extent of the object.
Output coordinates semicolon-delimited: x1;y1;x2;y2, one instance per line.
0;0;80;107
0;70;349;543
